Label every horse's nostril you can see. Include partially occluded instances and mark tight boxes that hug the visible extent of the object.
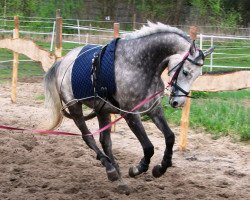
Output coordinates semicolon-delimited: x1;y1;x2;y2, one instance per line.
172;101;178;107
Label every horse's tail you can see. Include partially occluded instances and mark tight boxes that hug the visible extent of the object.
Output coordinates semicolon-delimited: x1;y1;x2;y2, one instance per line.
44;61;63;130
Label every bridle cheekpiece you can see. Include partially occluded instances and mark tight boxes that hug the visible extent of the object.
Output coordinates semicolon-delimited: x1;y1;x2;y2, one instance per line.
168;46;204;98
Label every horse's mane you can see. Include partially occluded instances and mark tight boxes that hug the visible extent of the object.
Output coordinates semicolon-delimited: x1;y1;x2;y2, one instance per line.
123;21;189;40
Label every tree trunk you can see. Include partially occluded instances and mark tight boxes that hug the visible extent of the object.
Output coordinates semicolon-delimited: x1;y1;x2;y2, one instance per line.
173;0;185;25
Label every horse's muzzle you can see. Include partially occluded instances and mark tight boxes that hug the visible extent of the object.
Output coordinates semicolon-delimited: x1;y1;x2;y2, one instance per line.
169;96;185;108
169;97;178;108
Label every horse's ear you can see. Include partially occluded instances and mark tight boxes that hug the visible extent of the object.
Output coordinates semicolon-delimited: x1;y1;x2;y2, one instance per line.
203;47;215;57
189;40;196;56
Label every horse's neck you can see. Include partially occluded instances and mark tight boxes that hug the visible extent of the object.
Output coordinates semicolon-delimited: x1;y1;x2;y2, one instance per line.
124;33;190;75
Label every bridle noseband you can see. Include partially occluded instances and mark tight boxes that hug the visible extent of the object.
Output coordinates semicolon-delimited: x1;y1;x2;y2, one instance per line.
168;49;204;98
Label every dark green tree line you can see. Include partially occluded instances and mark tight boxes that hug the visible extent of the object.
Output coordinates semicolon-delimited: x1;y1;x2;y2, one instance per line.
0;0;249;27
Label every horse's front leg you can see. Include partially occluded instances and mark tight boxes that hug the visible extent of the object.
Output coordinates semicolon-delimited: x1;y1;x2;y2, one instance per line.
124;114;154;177
148;105;175;178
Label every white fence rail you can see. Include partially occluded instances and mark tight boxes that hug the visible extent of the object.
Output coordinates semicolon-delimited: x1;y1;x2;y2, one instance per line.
197;34;250;72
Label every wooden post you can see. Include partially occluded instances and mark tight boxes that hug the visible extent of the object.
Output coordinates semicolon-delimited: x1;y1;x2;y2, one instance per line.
77;19;81;44
11;16;19;103
179;92;191;151
111;23;120;132
113;23;120;38
133;13;136;30
179;26;198;151
3;0;7;26
55;9;62;58
13;16;19;39
189;26;198;41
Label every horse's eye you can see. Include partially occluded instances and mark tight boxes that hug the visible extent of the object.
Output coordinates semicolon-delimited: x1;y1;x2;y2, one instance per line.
183;69;189;76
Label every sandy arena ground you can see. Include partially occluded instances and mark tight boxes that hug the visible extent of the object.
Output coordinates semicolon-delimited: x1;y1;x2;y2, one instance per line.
0;82;249;200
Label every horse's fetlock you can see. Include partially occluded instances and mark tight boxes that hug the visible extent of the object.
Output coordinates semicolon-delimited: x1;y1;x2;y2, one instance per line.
139;159;149;172
97;153;111;162
96;153;102;161
144;146;154;158
161;159;172;168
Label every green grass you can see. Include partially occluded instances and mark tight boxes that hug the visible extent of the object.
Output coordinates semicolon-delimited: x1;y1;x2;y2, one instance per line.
162;90;250;141
34;95;45;101
202;40;250;73
0;42;79;83
190;100;249;140
193;90;250;99
0;48;44;83
34;41;83;55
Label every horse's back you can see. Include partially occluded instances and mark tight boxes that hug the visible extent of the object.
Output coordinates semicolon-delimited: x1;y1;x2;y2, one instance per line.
57;46;82;77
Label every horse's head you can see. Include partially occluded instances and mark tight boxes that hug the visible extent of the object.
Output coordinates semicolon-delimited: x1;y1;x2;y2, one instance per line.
168;42;214;108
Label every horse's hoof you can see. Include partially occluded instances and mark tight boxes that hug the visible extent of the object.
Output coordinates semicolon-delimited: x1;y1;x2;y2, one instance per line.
152;164;164;178
107;168;119;182
128;166;140;177
117;182;130;195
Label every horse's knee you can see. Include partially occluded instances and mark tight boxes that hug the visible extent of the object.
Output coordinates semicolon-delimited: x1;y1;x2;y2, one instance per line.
165;131;175;144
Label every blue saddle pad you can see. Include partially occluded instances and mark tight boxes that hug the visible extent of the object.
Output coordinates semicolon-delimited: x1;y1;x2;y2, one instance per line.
72;38;119;99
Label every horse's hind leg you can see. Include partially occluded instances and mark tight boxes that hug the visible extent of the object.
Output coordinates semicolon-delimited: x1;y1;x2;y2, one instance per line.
148;105;175;178
96;112;130;195
124;114;154;177
97;113;121;175
68;104;119;181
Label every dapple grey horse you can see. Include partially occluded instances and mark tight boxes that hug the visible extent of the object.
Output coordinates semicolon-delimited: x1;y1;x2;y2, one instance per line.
44;22;213;187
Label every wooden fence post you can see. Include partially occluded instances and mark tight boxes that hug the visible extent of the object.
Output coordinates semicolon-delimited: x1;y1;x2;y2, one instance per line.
179;26;198;151
11;16;19;103
113;23;120;38
179;91;192;151
133;13;136;30
55;9;63;58
110;23;120;132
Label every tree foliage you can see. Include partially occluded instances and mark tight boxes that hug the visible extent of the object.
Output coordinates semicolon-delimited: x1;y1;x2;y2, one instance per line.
190;0;242;27
0;0;249;27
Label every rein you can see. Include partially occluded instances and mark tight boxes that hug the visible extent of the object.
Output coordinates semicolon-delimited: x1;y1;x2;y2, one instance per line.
0;87;164;137
62;48;204;117
1;50;205;137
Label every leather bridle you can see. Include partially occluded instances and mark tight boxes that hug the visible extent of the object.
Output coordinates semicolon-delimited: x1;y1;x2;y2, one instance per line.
168;49;204;98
